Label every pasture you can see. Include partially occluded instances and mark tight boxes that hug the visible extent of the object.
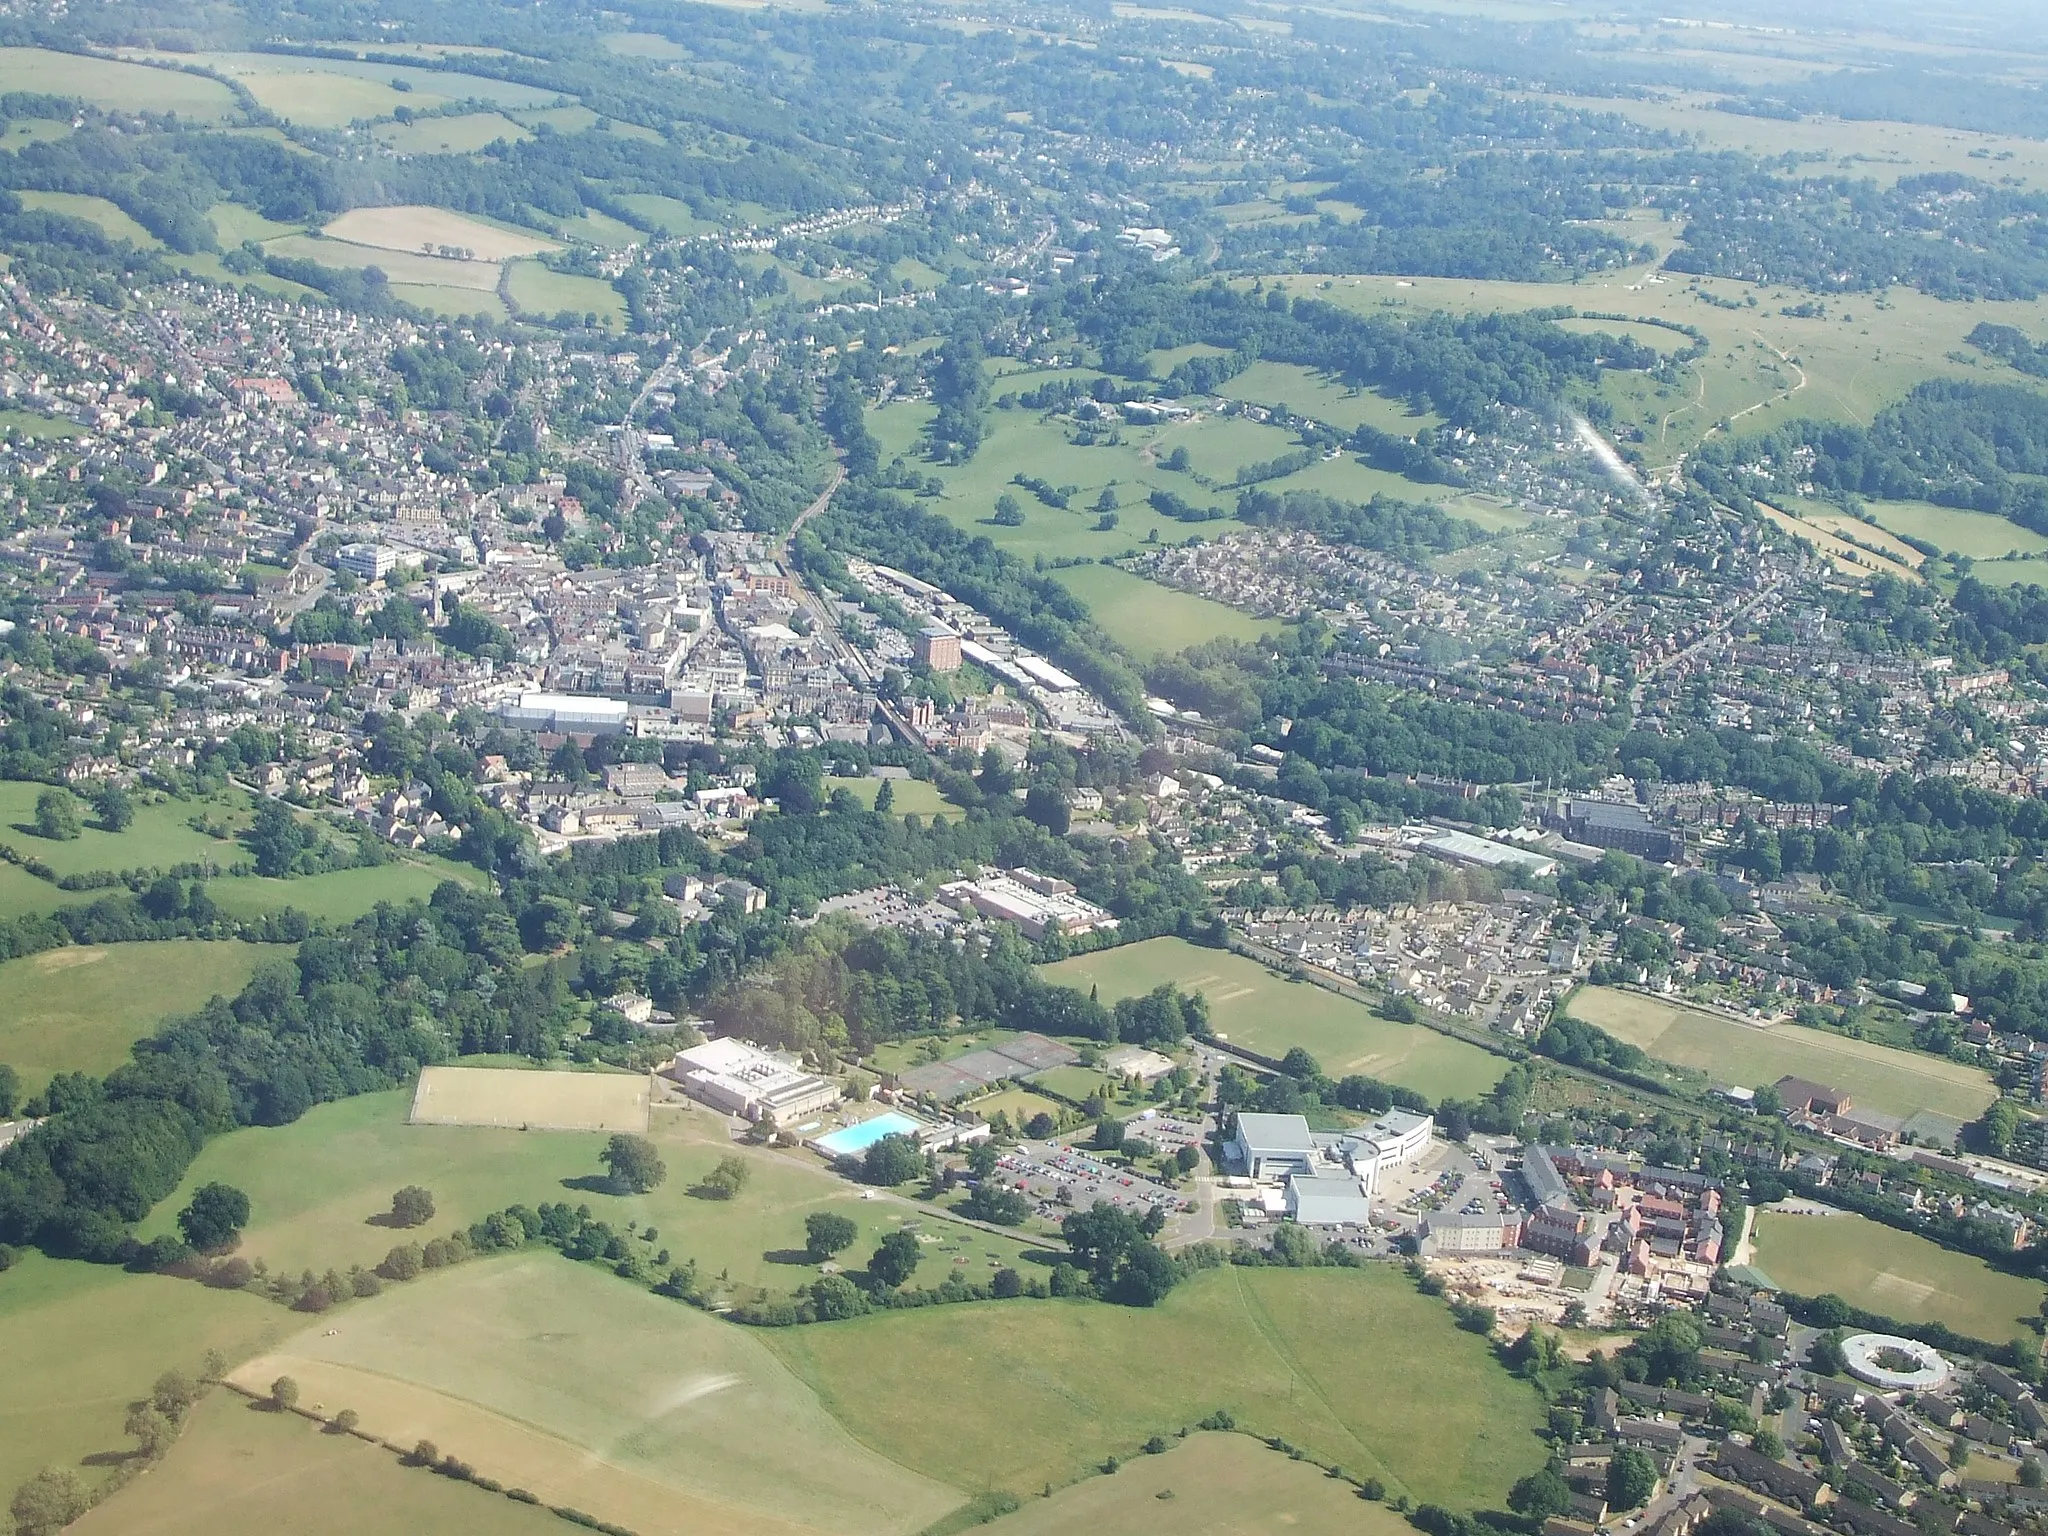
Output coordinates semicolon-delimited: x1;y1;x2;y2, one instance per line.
323;204;557;261
1751;1209;2044;1343
262;234;504;291
0;939;272;1093
0;1253;288;1503
1564;986;1998;1120
75;1390;564;1535
982;1431;1418;1536
0;781;246;878
1863;500;2048;561
409;1064;650;1132
615;192;720;237
767;1265;1546;1505
386;283;508;321
1043;937;1506;1101
505;261;626;325
548;206;647;248
17;191;158;247
1049;563;1273;658
229;1254;963;1536
1215;360;1442;435
374;111;531;154
210;201;302;246
205;858;482;923
0;48;237;117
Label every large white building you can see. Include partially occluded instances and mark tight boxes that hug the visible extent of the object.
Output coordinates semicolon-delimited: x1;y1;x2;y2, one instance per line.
663;1037;841;1123
936;868;1119;940
1231;1107;1436;1221
1230;1112;1319;1179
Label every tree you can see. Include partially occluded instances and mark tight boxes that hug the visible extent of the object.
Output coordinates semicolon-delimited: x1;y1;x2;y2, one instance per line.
961;1185;1031;1225
124;1402;176;1459
601;1134;667;1194
380;1242;424;1281
1980;1099;2022;1155
9;1468;91;1535
93;784;133;832
868;1230;922;1288
1807;1331;1848;1377
859;1133;926;1186
1633;1311;1703;1385
700;1154;750;1199
389;1186;435;1227
1753;1426;1784;1459
1509;1468;1574;1519
1175;1143;1201;1175
1607;1446;1658;1510
991;493;1025;526
271;1376;301;1412
1022;782;1070;835
0;1063;16;1120
1112;1241;1179;1306
2020;1457;2044;1489
805;1212;859;1260
177;1183;250;1253
1094;1117;1126;1153
31;788;78;841
151;1370;197;1417
992;1266;1024;1298
332;1408;361;1435
810;1273;868;1319
873;779;895;814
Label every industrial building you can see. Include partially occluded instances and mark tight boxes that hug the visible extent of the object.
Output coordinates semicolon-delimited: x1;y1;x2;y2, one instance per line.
935;868;1118;940
915;625;962;672
663;1037;842;1123
498;691;632;736
1556;800;1677;862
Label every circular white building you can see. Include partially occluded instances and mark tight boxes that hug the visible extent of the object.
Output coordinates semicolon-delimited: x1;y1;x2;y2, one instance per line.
1840;1333;1951;1392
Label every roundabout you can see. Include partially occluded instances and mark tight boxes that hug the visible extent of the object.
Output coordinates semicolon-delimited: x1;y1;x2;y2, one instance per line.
1840;1333;1951;1392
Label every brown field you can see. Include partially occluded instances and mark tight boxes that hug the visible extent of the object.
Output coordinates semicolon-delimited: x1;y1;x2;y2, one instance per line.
407;1065;649;1131
321;205;558;260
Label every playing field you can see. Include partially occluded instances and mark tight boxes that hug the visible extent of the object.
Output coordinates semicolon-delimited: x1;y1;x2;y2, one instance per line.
229;1255;962;1536
410;1065;650;1131
0;47;237;116
0;1252;289;1503
981;1430;1418;1536
74;1389;563;1536
1043;937;1506;1100
1564;986;1998;1120
0;939;273;1093
1751;1209;2044;1342
323;205;557;260
1050;563;1275;658
766;1265;1546;1506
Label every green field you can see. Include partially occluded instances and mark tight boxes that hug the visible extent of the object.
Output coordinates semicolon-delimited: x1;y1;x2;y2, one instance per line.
0;48;238;117
232;1254;962;1536
17;191;159;247
1565;986;1998;1120
374;110;531;154
1863;500;2048;561
262;234;503;290
504;260;626;325
209;201;303;246
1971;557;2048;587
75;1389;563;1536
1043;938;1505;1100
1050;564;1274;658
385;282;509;321
1751;1209;2044;1342
205;859;481;923
615;192;720;237
550;206;647;248
822;775;958;818
0;939;272;1093
1215;361;1441;435
0;783;245;880
766;1265;1546;1505
137;1089;1044;1293
0;1253;289;1504
981;1430;1417;1536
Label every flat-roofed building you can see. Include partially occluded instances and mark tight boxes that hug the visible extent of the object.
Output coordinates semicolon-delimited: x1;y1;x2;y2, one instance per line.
915;625;962;673
664;1037;841;1123
1230;1112;1318;1179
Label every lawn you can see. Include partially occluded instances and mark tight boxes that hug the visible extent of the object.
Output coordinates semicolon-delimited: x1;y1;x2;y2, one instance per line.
1044;937;1506;1100
228;1254;962;1536
1751;1209;2044;1343
205;858;481;923
765;1265;1547;1506
965;1086;1069;1126
0;1252;290;1503
1049;563;1275;658
504;260;626;325
135;1089;1044;1295
0;782;247;877
0;939;273;1093
0;48;238;117
75;1389;565;1535
1565;986;1998;1121
373;110;531;154
981;1430;1419;1536
822;775;958;817
17;191;159;247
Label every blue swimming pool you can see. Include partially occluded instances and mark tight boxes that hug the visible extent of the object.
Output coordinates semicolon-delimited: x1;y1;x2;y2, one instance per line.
813;1112;924;1158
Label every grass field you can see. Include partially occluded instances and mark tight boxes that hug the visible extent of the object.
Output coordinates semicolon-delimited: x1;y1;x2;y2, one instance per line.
0;782;246;879
17;191;159;247
373;111;531;154
75;1390;565;1535
246;71;439;127
0;860;95;919
766;1265;1546;1505
548;206;647;248
323;205;557;261
1751;1209;2044;1342
1216;361;1442;435
0;48;238;117
384;282;508;321
1754;500;1925;584
409;1064;649;1131
1565;986;1998;1120
981;1430;1417;1536
263;233;505;290
822;775;958;817
1863;500;2048;561
206;859;481;923
209;201;302;245
1050;563;1276;657
504;260;626;325
0;939;273;1093
964;1086;1068;1125
615;192;720;237
229;1254;962;1536
0;1253;289;1503
1043;938;1505;1100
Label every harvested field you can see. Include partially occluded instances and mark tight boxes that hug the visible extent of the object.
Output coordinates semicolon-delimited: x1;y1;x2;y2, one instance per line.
410;1065;649;1131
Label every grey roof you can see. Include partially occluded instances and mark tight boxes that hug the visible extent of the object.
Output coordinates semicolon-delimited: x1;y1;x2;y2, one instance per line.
1287;1175;1374;1226
1234;1112;1318;1153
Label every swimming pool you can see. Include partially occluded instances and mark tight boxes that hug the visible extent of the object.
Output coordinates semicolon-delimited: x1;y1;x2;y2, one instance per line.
812;1112;925;1158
